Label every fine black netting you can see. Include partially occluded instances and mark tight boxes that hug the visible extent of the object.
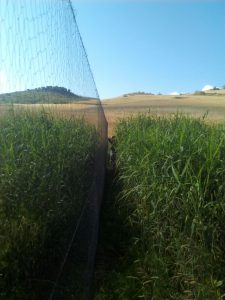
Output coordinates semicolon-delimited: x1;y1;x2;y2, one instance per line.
0;1;107;299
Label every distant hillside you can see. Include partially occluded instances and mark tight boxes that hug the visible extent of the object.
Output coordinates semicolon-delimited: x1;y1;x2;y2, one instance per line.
0;86;89;104
121;89;225;98
193;89;225;96
203;88;225;95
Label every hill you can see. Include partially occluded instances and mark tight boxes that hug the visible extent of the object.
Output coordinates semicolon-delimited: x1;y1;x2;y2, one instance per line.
0;86;88;104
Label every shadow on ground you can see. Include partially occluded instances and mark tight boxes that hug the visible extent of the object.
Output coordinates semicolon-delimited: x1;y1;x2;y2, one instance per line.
93;167;133;299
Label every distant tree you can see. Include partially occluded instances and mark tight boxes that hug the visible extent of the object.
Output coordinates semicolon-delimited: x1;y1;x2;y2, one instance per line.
34;86;77;97
194;91;205;95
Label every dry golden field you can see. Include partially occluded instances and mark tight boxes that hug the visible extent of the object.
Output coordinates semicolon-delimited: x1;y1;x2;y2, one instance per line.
0;100;102;127
102;89;225;135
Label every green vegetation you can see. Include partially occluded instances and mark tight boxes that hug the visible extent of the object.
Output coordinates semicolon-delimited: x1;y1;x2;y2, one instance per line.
96;115;225;299
194;90;206;95
123;91;154;97
0;86;91;104
0;109;97;299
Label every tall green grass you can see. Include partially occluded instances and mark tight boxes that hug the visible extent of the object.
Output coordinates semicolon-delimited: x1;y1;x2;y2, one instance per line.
0;109;98;299
96;115;225;300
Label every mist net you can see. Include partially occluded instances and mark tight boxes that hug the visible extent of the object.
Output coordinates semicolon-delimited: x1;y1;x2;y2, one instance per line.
0;1;107;299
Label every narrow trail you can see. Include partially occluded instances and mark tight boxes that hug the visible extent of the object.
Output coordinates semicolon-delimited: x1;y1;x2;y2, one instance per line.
93;146;133;299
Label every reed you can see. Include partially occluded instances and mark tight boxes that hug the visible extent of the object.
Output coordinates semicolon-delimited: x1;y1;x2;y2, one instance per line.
0;108;97;299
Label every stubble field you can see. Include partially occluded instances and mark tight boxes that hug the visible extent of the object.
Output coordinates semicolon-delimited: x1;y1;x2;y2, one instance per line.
102;89;225;135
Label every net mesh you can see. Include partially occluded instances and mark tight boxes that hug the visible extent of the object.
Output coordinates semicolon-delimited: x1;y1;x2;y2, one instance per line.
0;1;107;299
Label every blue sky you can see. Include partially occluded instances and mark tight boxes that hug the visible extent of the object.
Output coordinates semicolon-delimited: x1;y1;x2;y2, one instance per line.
73;0;225;99
0;0;98;98
0;1;224;100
